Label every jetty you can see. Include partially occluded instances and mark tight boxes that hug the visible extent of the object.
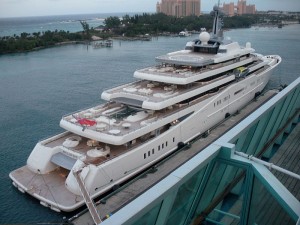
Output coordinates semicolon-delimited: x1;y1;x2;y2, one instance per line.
92;39;113;48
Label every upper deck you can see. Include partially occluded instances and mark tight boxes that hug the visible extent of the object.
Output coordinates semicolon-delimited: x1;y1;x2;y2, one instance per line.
101;74;236;110
134;53;258;85
154;41;254;67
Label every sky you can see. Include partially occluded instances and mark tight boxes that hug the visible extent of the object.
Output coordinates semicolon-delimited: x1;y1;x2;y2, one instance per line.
0;0;300;18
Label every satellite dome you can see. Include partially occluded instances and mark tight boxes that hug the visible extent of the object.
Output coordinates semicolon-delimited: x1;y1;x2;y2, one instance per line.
199;31;210;45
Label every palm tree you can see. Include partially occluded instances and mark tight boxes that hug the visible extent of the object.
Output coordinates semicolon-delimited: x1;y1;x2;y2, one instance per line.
80;20;91;40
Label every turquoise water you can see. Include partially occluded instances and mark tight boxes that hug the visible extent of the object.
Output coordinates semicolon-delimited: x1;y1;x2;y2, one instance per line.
0;13;131;37
0;24;299;224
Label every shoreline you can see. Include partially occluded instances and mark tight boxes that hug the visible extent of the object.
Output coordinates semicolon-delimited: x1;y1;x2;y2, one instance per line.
0;40;88;55
1;23;299;55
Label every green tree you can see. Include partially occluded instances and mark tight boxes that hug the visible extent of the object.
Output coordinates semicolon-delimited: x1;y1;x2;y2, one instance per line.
80;20;91;40
104;16;121;29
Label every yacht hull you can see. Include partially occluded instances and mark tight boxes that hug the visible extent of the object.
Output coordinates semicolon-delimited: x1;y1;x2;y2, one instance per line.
9;55;281;212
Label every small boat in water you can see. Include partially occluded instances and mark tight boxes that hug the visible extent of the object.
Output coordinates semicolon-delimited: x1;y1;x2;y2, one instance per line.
179;30;191;37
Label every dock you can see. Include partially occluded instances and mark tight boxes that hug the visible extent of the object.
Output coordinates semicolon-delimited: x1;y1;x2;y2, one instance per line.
70;89;280;225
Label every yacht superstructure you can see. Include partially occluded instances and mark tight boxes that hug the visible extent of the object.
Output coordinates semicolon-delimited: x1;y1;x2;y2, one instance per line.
9;6;281;212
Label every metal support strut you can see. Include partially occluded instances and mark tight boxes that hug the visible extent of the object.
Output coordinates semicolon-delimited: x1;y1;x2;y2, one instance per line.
73;167;102;224
234;151;300;180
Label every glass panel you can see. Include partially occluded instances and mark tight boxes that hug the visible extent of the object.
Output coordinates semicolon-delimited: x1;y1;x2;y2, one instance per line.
165;166;207;225
206;191;244;225
193;161;246;224
248;176;296;225
132;202;162;225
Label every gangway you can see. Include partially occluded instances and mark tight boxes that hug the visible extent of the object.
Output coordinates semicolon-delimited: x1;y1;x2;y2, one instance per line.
73;167;102;225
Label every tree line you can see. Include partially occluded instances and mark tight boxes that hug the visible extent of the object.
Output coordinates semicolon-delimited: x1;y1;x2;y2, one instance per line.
103;12;299;37
1;12;297;54
103;13;258;37
0;29;87;54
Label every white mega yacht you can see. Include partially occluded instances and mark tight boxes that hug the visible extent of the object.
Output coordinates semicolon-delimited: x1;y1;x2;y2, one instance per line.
9;6;281;212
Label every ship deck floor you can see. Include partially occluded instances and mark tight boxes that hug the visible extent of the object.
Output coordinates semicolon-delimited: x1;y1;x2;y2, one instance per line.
252;123;300;225
70;90;279;225
220;122;300;225
10;166;83;210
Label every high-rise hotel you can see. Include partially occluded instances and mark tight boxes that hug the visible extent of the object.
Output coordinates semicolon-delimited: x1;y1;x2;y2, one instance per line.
156;0;201;17
222;0;256;16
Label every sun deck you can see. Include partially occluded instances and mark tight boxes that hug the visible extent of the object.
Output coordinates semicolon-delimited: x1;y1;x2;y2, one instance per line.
134;54;259;84
102;74;236;110
155;50;214;67
61;86;225;146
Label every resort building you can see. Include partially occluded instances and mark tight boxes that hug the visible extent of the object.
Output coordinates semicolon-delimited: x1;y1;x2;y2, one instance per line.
156;0;201;17
222;0;256;16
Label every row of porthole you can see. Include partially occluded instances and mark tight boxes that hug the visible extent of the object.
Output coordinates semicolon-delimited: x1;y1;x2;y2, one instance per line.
143;137;176;159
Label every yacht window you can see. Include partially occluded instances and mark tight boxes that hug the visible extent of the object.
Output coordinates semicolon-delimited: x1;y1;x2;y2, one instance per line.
158;145;160;151
173;137;175;142
144;153;146;159
234;88;244;95
152;149;154;154
162;143;164;149
148;151;150;157
178;112;194;122
166;141;168;147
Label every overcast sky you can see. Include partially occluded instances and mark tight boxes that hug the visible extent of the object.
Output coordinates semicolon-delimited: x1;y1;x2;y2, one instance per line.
0;0;300;18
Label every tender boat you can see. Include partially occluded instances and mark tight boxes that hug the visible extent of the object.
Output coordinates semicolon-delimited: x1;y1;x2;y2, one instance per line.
9;5;281;212
179;30;191;37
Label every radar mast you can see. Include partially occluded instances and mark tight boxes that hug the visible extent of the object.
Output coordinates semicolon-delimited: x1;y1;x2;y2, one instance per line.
211;0;224;41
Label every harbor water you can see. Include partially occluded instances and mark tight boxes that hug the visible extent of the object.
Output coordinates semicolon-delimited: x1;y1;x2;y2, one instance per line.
0;17;299;223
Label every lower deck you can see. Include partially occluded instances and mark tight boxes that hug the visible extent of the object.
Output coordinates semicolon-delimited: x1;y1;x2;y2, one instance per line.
10;166;81;211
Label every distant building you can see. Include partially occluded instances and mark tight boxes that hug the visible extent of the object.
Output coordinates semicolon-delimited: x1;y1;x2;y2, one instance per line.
222;0;256;16
222;2;235;16
156;0;201;17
